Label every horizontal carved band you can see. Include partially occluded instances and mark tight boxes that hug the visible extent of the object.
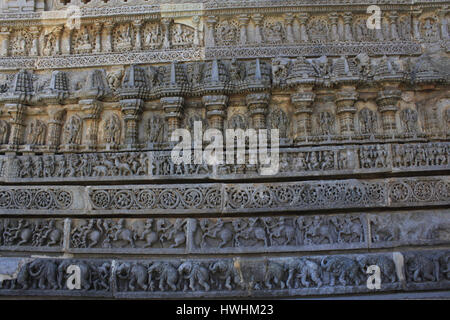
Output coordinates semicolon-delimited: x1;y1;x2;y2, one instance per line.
0;250;448;297
1;210;448;254
0;177;447;213
1;142;449;182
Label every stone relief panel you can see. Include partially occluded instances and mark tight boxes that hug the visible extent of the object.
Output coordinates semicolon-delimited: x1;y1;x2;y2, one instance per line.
7;152;149;179
0;177;445;215
113;23;134;52
9;29;32;56
87;184;222;212
193;214;366;253
0;143;448;182
3;249;447;297
392;142;449;169
0;1;449;301
0;210;448;255
263;17;286;44
171;23;195;48
143;22;163;50
69;218;187;253
0;258;111;295
388;179;450;206
224;180;387;212
215;19;239;46
307;17;330;43
72;26;96;54
0;188;73;210
0;6;447;66
0;218;64;251
369;211;450;248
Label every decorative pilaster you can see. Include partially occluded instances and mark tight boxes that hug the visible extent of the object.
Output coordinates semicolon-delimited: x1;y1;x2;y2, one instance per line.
54;26;63;55
79;99;102;150
161;96;184;139
203;95;228;131
335;88;358;135
161;18;172;49
438;7;449;40
329;13;339;42
205;16;217;47
104;22;114;52
133;20;143;51
6;103;26;147
291;88;315;140
376;88;401;135
0;27;10;57
93;23;102;53
29;27;40;56
120;98;143;146
238;15;249;45
412;10;422;40
252;14;264;44
246;93;270;130
376;16;385;41
192;16;201;47
343;12;354;42
298;13;309;42
47;107;66;149
67;28;74;54
284;13;295;43
389;11;399;40
206;16;217;48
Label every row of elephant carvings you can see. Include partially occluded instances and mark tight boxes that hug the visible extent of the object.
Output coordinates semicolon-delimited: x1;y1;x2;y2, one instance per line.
0;252;449;293
3;9;450;57
2;142;449;181
0;211;448;250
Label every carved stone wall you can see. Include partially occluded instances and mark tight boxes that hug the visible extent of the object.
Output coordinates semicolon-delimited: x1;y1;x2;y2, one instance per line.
0;0;449;299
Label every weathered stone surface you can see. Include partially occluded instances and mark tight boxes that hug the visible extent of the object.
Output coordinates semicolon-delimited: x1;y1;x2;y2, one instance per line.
0;250;449;298
0;0;449;299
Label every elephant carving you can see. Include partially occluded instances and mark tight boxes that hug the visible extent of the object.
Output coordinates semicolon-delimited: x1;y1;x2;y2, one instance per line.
321;256;362;286
28;259;58;290
287;258;322;288
148;262;178;291
264;261;286;290
406;254;439;282
357;255;397;283
116;262;148;291
57;260;92;290
209;260;241;291
178;261;210;291
11;262;31;289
